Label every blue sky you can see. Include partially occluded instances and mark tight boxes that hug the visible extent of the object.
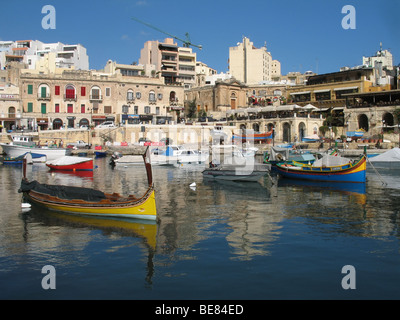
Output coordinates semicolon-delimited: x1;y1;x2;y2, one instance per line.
1;0;399;75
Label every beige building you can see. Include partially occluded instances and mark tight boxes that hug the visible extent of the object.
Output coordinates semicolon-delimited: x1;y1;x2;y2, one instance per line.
185;79;248;119
229;37;281;84
139;38;197;89
17;64;184;131
0;83;21;132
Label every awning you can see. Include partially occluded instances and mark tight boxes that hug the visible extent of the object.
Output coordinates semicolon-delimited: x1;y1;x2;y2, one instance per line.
259;106;276;112
314;89;331;93
333;86;359;91
303;104;318;110
246;107;262;113
276;104;303;111
290;91;310;95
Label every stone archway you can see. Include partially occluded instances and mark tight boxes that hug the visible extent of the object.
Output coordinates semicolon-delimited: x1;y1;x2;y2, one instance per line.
358;114;369;132
298;122;306;141
283;122;291;142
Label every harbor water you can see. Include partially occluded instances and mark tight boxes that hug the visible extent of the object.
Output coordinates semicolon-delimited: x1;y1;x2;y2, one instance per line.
1;156;400;300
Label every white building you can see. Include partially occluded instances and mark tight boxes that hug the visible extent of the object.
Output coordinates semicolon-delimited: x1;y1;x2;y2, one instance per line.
363;45;393;70
0;40;89;71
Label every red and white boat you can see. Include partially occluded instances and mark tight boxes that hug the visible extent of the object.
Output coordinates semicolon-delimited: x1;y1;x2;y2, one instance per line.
46;156;93;171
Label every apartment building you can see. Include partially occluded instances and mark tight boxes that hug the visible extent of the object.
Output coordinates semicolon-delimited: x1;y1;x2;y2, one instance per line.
17;65;184;131
287;67;392;109
229;37;281;84
139;38;197;88
0;40;89;71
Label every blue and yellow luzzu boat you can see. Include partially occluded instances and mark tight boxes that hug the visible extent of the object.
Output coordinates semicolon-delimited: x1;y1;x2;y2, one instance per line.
19;147;157;220
275;155;366;183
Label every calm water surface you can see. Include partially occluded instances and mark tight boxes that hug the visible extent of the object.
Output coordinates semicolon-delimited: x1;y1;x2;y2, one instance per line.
1;156;400;300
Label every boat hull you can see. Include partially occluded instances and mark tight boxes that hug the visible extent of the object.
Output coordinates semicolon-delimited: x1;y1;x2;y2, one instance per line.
275;156;366;183
203;164;270;182
0;143;66;161
23;188;157;221
46;160;93;171
203;170;267;182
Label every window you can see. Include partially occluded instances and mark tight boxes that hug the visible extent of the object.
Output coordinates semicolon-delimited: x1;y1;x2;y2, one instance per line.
28;85;33;94
158;93;163;100
149;91;156;102
41;103;46;114
55;86;60;95
41;86;47;98
91;87;101;100
81;87;86;96
55;103;60;113
67;104;73;113
65;85;75;99
127;90;134;101
27;102;33;112
81;104;85;113
104;106;112;114
156;107;160;115
136;92;141;99
106;88;111;97
144;106;151;114
134;106;138;114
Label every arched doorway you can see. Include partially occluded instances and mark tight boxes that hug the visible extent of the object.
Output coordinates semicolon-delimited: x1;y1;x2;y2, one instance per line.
283;122;291;142
53;118;63;130
230;92;237;109
382;112;394;133
358;114;369;131
252;123;260;132
298;122;306;141
79;118;89;128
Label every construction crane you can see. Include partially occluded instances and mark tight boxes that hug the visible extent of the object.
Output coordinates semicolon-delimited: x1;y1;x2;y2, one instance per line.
131;17;202;50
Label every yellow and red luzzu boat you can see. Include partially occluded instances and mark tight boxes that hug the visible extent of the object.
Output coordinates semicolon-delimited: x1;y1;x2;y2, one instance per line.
19;147;157;221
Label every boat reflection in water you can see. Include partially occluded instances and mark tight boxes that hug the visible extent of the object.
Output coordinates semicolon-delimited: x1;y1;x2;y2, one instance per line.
276;176;367;208
21;205;157;285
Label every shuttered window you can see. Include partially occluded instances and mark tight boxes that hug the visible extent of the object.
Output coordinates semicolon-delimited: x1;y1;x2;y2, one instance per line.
41;103;46;114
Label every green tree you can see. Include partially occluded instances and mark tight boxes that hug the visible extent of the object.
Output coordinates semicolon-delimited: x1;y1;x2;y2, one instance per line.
187;98;197;119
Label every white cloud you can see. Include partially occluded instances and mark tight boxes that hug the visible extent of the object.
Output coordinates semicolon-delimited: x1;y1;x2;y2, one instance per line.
135;1;148;6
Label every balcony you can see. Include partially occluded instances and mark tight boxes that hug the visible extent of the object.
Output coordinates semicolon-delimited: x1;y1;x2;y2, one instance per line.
64;94;77;101
37;93;51;101
90;95;103;102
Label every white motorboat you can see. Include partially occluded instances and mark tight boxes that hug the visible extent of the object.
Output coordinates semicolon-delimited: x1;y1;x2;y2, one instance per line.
0;135;66;162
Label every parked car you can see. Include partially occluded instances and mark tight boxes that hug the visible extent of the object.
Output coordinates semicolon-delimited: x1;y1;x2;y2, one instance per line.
96;121;116;128
66;140;91;149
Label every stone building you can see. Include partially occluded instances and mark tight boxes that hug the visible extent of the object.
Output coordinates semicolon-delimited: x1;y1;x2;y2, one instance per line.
17;66;184;131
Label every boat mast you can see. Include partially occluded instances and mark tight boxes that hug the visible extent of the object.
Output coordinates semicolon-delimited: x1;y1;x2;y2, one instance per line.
142;146;153;187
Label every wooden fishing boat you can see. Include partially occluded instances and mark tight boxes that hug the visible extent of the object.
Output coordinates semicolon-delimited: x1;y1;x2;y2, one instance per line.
46;156;93;171
275;154;366;183
203;163;271;182
232;130;273;143
1;152;33;165
19;147;157;220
